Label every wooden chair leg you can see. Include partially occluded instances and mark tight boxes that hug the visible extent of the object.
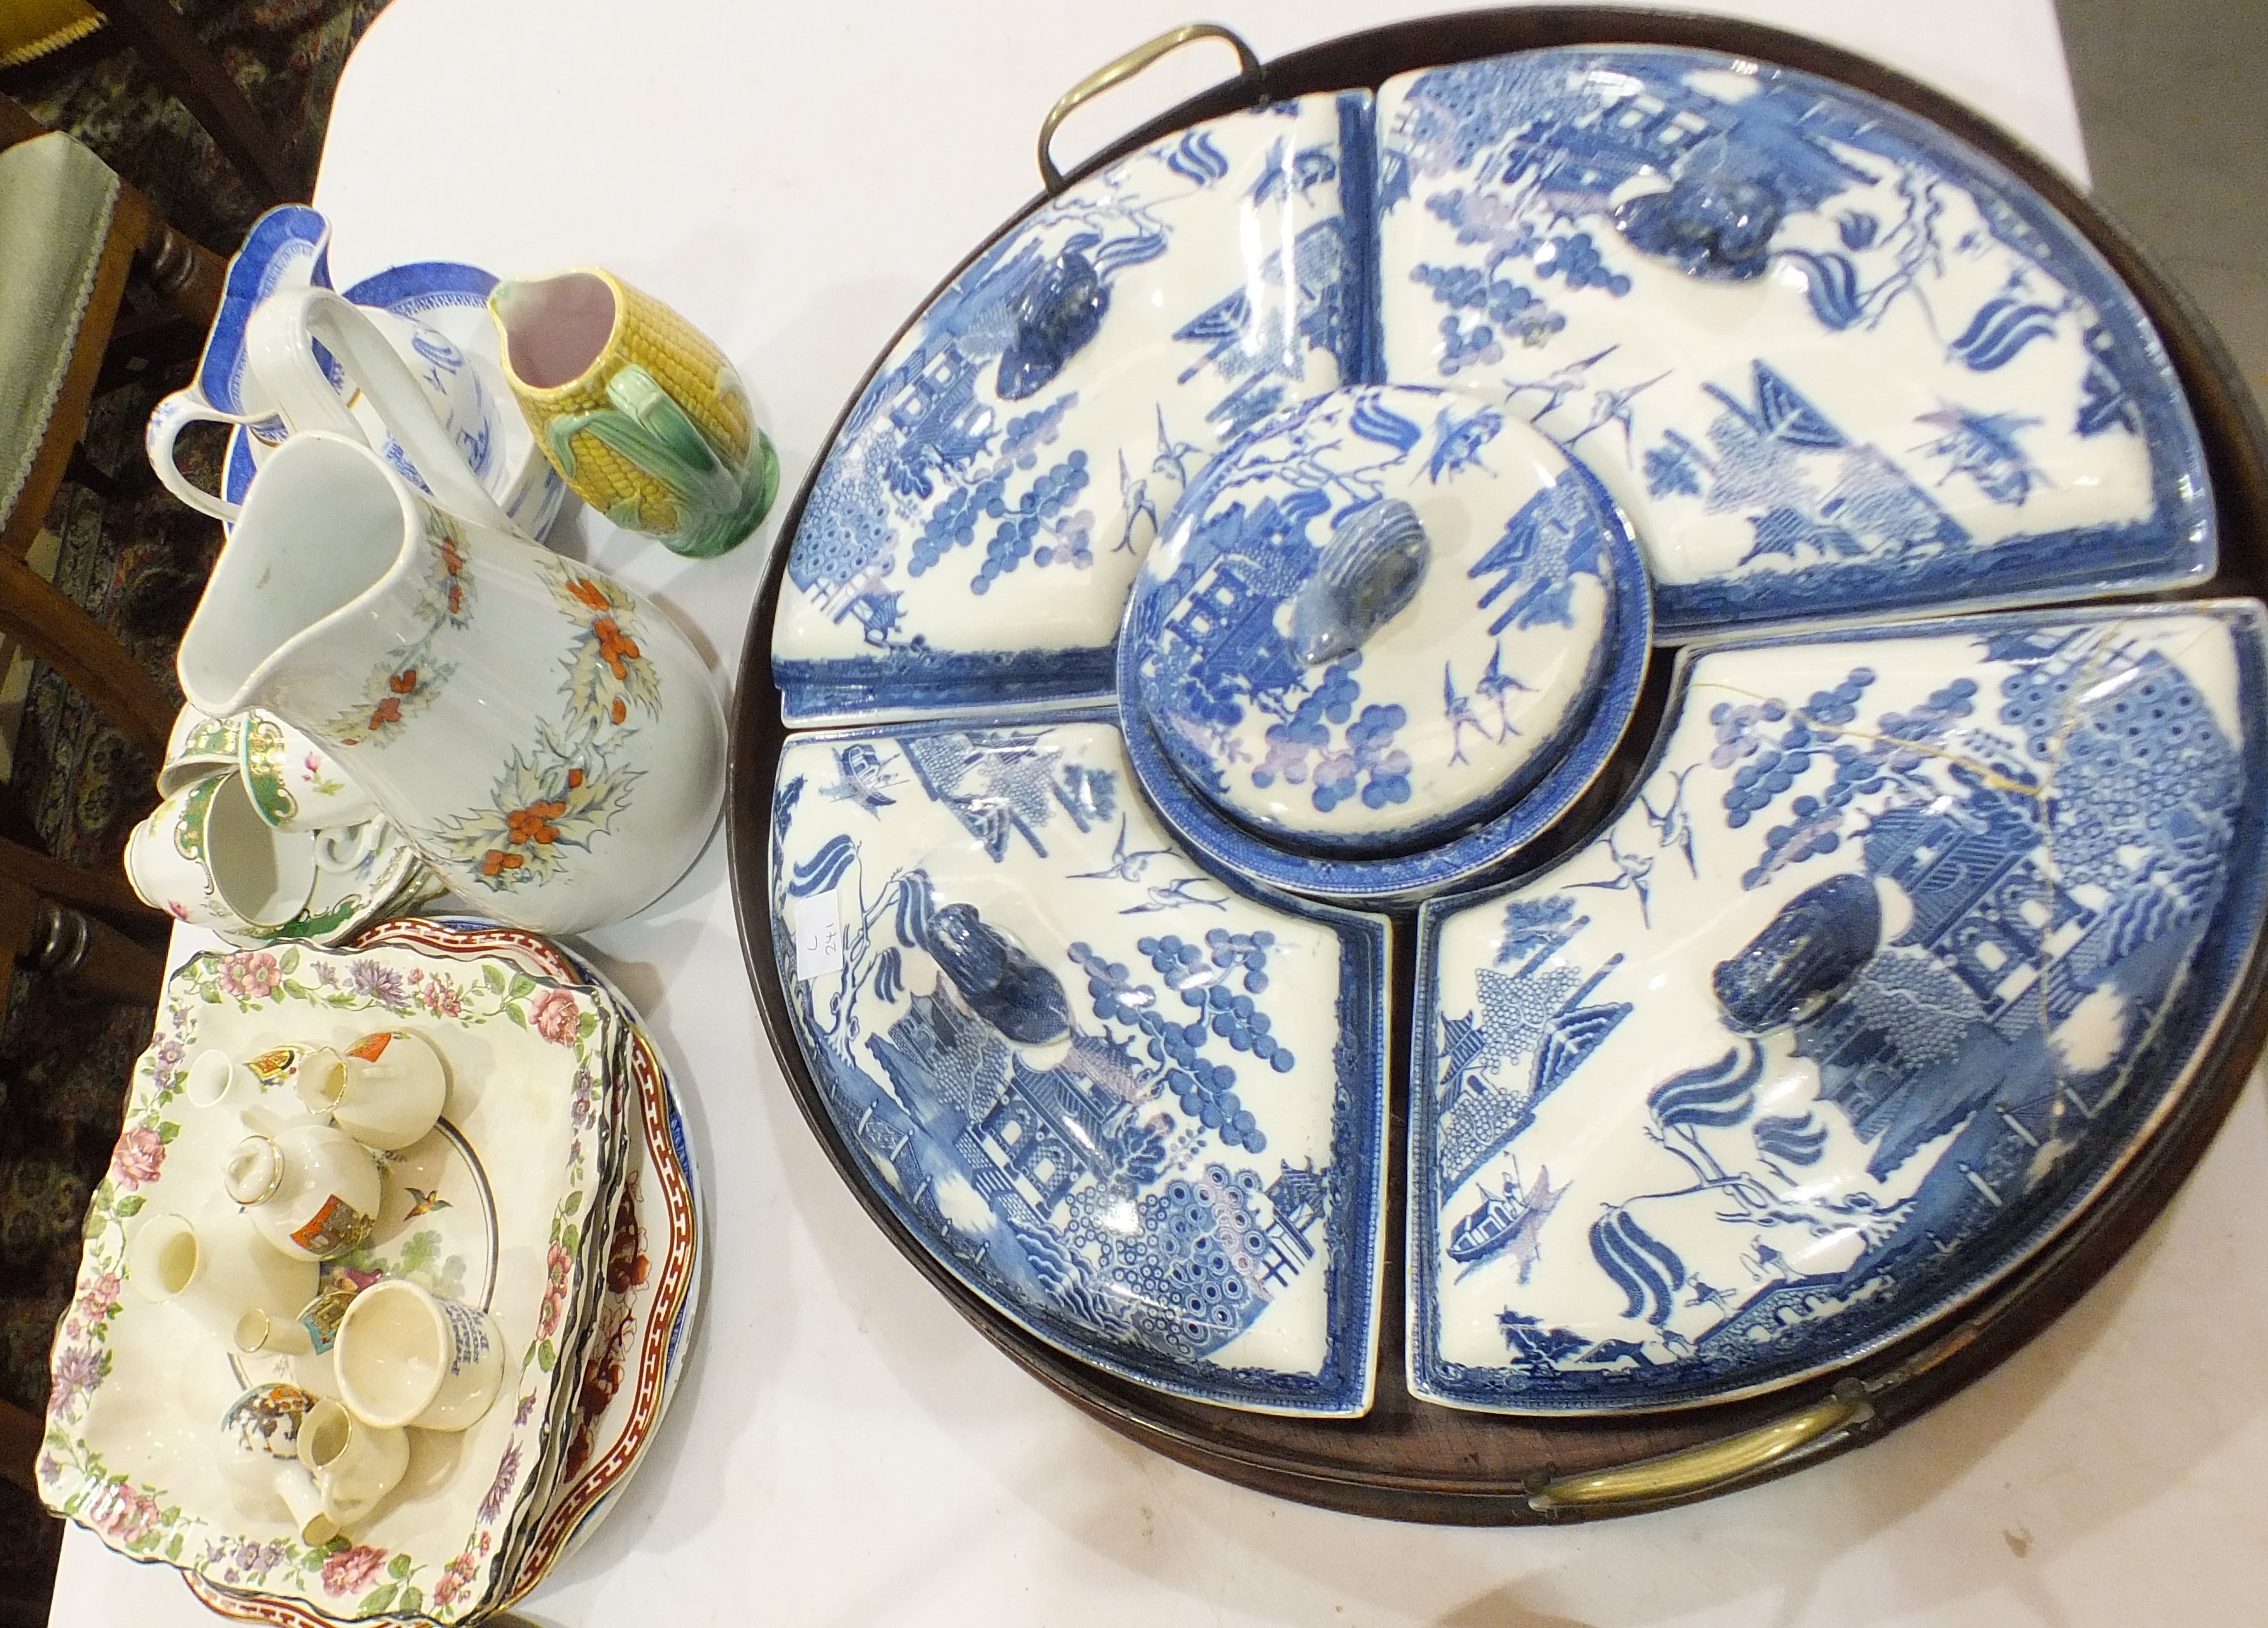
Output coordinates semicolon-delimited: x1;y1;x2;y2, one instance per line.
0;831;151;921
88;0;302;208
110;182;224;328
22;897;166;1003
0;554;173;757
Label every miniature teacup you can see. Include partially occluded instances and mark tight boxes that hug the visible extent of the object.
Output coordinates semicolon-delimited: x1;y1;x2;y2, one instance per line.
335;1277;507;1432
159;706;246;797
224;1119;385;1261
216;1381;335;1541
295;1030;448;1151
241;712;380;833
124;1209;316;1340
123;772;318;932
183;1047;262;1111
297;1397;409;1538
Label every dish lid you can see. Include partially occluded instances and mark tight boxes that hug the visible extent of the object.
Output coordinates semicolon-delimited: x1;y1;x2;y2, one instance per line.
1124;386;1621;855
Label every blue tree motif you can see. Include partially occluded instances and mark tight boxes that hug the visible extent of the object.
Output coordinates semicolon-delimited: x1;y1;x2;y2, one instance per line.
1067;931;1293;1154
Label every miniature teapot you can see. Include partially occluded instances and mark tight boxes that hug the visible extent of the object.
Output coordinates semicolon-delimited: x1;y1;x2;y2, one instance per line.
216;1382;335;1543
176;410;727;934
223;1118;384;1261
295;1030;448;1151
124;1209;317;1338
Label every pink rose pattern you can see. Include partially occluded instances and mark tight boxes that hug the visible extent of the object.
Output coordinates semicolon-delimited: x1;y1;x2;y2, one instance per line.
109;1126;165;1190
53;943;613;1617
88;1480;162;1548
535;1242;573;1340
218;950;281;1002
320;1544;388;1596
529;987;581;1045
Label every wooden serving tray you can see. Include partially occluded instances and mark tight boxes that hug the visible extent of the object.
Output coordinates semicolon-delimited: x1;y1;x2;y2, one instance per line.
728;7;2268;1522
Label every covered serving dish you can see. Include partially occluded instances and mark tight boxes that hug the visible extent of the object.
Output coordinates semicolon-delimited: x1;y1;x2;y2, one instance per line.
732;11;2268;1519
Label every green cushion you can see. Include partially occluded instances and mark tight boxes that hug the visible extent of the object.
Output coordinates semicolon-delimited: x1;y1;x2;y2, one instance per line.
0;132;120;527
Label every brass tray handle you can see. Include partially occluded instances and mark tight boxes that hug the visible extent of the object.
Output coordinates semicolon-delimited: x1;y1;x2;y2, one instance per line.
1526;1384;1877;1514
1038;23;1264;194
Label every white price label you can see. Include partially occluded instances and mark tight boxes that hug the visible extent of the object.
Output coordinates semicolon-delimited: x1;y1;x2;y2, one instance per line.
791;892;843;983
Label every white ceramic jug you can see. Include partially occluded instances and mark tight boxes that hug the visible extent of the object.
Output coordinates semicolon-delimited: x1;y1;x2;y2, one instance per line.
175;422;726;932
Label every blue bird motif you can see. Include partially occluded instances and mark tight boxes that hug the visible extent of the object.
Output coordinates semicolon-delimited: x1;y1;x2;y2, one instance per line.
824;743;900;817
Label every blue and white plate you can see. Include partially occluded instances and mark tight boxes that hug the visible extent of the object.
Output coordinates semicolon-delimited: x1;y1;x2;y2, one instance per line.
1375;47;2214;639
220;258;567;540
769;714;1389;1415
772;92;1377;726
1411;600;2268;1412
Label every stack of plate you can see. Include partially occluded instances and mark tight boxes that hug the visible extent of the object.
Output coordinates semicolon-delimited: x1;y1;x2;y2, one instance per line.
38;920;701;1625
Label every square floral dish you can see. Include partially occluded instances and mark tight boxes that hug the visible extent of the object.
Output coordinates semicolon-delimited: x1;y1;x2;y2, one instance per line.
40;941;626;1624
186;918;702;1627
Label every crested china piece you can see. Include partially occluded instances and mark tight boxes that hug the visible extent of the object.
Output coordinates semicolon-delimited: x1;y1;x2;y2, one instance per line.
124;1210;316;1343
351;916;702;1582
41;940;628;1624
773;91;1377;724
295;1399;409;1541
334;1279;507;1433
178;431;726;935
181;917;703;1627
295;1031;449;1152
770;715;1390;1414
1374;47;2213;636
223;1119;386;1262
1119;383;1650;902
1411;600;2268;1411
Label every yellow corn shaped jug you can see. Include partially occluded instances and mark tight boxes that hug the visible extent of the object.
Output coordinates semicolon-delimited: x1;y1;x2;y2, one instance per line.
490;269;777;558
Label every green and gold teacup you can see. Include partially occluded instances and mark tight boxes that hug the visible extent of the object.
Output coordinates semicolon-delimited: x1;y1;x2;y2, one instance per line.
241;713;379;834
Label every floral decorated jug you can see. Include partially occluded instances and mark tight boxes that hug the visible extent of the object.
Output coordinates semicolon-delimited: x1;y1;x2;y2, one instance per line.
489;269;777;558
175;427;726;934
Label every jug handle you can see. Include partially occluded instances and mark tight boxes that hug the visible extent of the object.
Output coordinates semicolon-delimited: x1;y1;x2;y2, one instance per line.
246;288;526;538
146;391;258;522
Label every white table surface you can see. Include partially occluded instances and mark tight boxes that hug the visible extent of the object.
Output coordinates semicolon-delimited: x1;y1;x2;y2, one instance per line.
55;3;2268;1624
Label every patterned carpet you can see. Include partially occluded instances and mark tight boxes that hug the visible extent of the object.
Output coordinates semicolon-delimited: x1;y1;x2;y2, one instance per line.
0;2;388;1613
